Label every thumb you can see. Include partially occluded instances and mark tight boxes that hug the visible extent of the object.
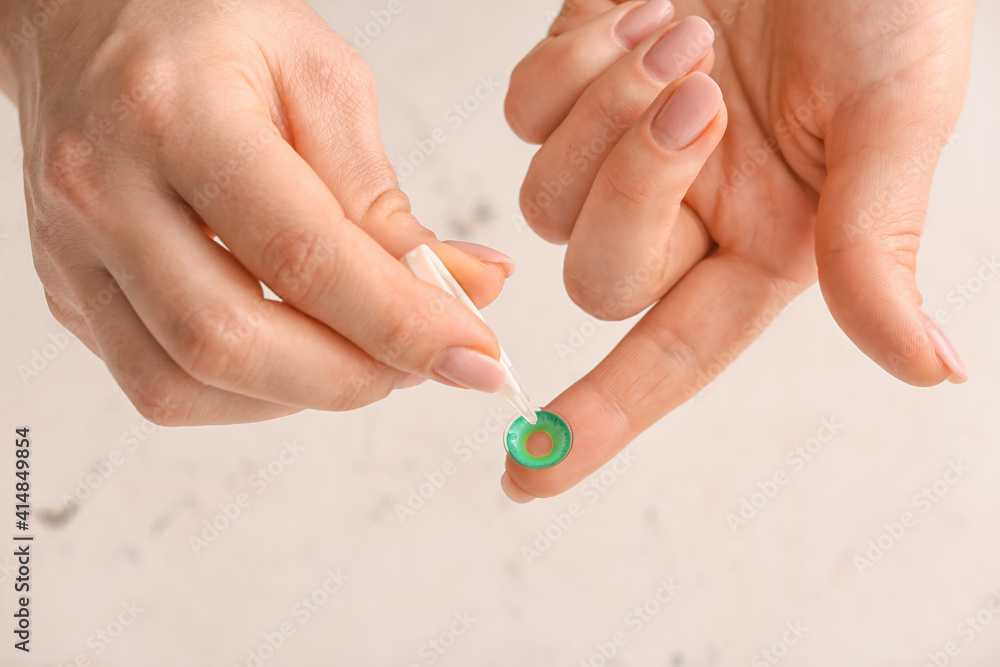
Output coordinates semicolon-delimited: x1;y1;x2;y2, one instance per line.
815;84;968;386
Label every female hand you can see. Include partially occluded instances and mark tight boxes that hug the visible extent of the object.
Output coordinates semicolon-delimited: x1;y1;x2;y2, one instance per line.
1;0;516;425
502;0;975;500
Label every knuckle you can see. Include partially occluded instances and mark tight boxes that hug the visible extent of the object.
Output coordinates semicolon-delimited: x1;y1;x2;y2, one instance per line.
128;375;195;426
519;170;572;243
504;85;545;145
328;359;393;412
261;228;337;304
114;52;183;139
299;38;376;114
587;86;636;143
364;188;412;224
556;35;595;84
172;305;249;385
29;212;73;260
38;130;105;218
43;291;88;338
377;313;418;365
602;162;658;213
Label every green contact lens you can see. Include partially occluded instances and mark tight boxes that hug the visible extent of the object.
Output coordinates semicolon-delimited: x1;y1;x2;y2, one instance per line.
504;411;573;470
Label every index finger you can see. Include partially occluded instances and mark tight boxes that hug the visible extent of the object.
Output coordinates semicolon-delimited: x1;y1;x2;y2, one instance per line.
159;102;506;392
503;253;808;499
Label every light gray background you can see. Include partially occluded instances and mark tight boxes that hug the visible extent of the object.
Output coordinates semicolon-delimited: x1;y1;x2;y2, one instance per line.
1;0;998;665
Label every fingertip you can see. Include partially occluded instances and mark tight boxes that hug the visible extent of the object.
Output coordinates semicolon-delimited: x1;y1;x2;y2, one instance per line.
650;72;724;150
432;240;507;308
816;248;958;387
443;240;516;278
501;471;536;504
394;372;428;390
920;311;969;384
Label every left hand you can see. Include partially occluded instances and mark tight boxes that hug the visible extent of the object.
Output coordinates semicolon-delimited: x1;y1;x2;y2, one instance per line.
501;0;975;500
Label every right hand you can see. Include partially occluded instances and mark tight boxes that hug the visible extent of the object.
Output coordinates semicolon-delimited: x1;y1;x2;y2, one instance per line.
2;0;515;425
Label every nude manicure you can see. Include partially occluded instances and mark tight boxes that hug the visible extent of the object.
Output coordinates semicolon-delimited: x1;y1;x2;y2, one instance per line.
618;0;675;49
433;347;508;393
651;72;723;149
920;312;968;384
644;15;715;82
443;240;516;277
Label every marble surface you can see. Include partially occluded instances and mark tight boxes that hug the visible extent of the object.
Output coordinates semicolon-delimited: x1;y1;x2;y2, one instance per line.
0;0;998;665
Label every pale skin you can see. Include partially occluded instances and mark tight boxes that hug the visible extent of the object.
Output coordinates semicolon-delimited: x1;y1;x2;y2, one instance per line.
0;0;518;425
501;0;976;501
0;1;976;499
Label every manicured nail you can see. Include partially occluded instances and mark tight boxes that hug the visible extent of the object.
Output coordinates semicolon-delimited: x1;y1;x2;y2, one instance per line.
644;15;715;82
444;240;516;277
433;347;507;393
618;0;675;49
920;312;968;384
501;472;535;503
651;72;723;149
394;372;428;390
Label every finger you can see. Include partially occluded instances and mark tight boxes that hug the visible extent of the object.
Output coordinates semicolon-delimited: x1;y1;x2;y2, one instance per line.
72;267;299;425
565;73;725;319
43;290;99;356
504;254;808;498
28;220;100;354
549;0;626;37
270;31;511;308
521;16;716;242
161;102;507;393
95;190;410;410
815;86;968;386
507;0;675;144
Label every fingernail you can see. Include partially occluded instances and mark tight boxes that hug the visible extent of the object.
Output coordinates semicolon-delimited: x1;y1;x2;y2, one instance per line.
618;0;675;49
433;347;507;393
920;312;968;384
394;372;428;390
644;15;715;82
444;240;517;278
651;72;723;149
501;472;535;503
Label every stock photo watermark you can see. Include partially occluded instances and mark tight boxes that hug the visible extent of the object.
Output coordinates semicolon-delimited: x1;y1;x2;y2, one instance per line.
42;415;160;525
404;610;477;667
49;601;145;667
189;127;278;211
750;620;809;667
520;450;638;565
682;282;799;403
919;589;1000;667
390;75;504;182
930;254;1000;326
189;439;306;556
843;129;957;244
853;459;970;575
718;84;833;200
17;270;134;386
6;0;72;51
395;406;512;524
351;0;420;50
578;578;682;667
513;114;631;235
726;416;844;533
234;567;350;667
